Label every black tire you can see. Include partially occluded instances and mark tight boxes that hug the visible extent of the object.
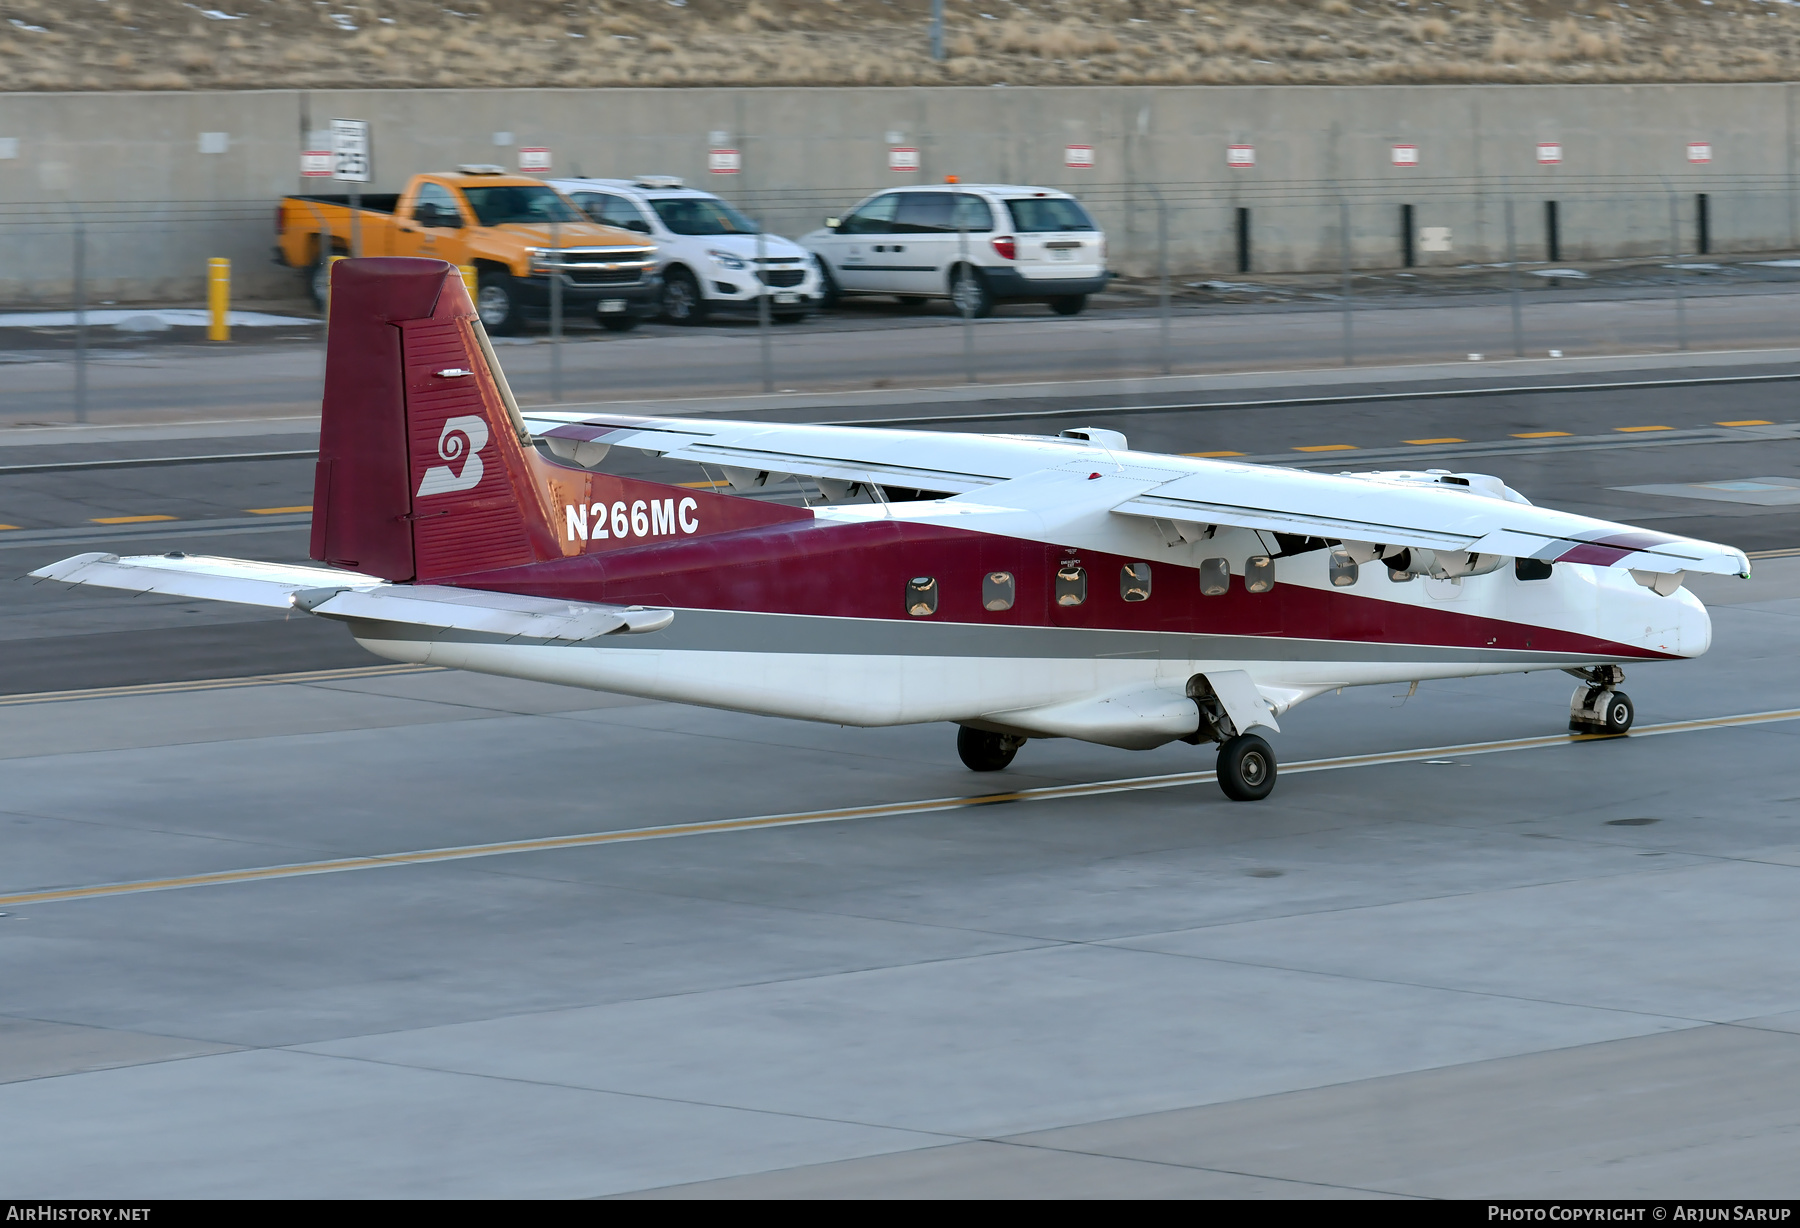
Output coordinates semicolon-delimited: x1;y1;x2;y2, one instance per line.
599;314;641;332
816;261;842;309
957;726;1024;772
476;270;526;336
662;266;709;324
949;264;994;319
1050;294;1088;316
1216;733;1277;802
1600;690;1634;735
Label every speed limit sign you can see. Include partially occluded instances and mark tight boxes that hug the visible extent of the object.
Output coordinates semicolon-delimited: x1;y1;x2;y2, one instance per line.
331;119;371;183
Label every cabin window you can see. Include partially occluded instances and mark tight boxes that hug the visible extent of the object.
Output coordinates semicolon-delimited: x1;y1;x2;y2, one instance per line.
982;571;1015;611
1054;565;1087;607
1328;548;1359;588
1199;557;1230;597
1245;555;1275;594
1120;563;1152;602
1515;557;1554;582
906;576;938;616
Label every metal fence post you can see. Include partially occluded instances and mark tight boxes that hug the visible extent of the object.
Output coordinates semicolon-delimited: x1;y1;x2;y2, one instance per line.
1149;186;1170;376
931;0;945;60
1668;189;1688;351
756;222;774;395
71;207;87;423
549;213;563;401
957;187;976;384
1506;197;1524;358
1339;198;1354;367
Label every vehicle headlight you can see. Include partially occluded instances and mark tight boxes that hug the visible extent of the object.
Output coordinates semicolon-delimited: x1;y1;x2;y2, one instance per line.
709;249;748;271
525;247;555;273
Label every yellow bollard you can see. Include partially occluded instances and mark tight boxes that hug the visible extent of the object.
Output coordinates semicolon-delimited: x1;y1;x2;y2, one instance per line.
326;254;347;317
207;257;230;342
459;264;478;302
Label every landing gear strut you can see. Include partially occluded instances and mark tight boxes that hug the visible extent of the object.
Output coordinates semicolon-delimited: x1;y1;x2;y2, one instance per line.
1216;733;1278;802
957;726;1025;772
1566;666;1634;735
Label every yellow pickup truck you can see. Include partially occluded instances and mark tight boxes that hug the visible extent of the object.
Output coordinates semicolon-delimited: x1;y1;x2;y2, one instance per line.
275;167;661;332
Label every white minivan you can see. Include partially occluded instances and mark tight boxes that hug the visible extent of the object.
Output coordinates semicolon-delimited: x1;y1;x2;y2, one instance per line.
800;184;1109;317
549;176;824;324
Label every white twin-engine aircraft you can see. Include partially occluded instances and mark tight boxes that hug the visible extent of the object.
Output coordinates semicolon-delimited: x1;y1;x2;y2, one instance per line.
33;259;1749;800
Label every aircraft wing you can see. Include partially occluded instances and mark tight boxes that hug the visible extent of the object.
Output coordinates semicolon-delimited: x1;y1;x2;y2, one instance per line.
1114;465;1751;578
522;412;1064;495
30;553;673;640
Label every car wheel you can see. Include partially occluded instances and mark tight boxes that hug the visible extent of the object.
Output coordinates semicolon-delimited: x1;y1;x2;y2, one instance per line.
949;265;994;319
815;261;841;309
1050;294;1088;316
662;267;709;324
599;314;641;332
476;271;525;335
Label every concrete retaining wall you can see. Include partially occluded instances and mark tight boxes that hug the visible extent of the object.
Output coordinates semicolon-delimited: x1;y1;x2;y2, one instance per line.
0;83;1794;304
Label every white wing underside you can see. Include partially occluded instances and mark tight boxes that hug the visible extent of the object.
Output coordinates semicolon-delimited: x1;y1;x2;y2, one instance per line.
523;412;1750;578
29;553;673;641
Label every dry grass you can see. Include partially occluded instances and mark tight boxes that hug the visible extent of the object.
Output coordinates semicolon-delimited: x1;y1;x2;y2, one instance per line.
0;0;1796;91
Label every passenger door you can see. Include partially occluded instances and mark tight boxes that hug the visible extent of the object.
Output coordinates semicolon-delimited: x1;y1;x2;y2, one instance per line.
394;182;465;261
825;194;900;291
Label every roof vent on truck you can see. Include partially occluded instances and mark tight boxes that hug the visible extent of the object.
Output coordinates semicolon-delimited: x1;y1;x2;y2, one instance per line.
633;174;684;189
456;164;507;175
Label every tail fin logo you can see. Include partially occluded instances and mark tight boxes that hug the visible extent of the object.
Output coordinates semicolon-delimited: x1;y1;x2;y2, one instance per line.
417;416;488;497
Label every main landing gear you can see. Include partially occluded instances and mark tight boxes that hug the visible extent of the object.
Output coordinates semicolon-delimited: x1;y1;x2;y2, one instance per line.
1216;733;1278;802
1567;665;1634;736
957;726;1026;772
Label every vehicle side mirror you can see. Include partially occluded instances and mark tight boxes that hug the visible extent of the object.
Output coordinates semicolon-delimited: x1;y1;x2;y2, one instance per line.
825;216;841;231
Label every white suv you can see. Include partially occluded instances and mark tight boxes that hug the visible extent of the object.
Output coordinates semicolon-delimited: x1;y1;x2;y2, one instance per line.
800;184;1109;317
549;176;823;324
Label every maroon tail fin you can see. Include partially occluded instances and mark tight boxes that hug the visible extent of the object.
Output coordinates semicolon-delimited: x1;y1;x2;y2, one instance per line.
310;257;558;582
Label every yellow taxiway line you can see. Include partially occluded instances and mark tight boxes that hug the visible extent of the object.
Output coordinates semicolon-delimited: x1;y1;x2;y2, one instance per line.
5;705;1799;910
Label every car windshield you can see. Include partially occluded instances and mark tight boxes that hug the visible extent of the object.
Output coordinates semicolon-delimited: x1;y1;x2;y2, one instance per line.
460;185;580;226
650;197;761;235
1005;197;1096;233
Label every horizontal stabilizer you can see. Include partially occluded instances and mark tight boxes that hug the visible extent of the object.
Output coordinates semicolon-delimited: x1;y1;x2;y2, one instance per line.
30;552;672;642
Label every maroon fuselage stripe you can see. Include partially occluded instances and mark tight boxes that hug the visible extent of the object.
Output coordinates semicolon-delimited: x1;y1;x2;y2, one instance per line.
450;509;1674;661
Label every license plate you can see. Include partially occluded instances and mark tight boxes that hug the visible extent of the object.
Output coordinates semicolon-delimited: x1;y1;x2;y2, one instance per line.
599;299;627;313
1049;248;1075;262
774;292;799;304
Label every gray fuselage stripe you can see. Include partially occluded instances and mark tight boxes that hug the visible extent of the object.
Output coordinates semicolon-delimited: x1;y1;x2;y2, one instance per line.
340;605;1607;666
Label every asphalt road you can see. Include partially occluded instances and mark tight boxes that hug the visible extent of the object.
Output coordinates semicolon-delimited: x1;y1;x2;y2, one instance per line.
5;356;1800;1195
7;281;1800;422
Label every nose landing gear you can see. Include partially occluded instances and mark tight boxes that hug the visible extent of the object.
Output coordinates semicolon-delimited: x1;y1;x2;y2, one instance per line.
1567;666;1634;735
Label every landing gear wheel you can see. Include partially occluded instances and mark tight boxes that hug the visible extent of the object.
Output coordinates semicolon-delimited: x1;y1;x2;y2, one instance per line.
957;726;1024;772
1049;294;1088;316
1216;733;1277;802
661;267;709;324
599;313;641;332
476;271;526;335
949;265;994;318
1600;690;1634;735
